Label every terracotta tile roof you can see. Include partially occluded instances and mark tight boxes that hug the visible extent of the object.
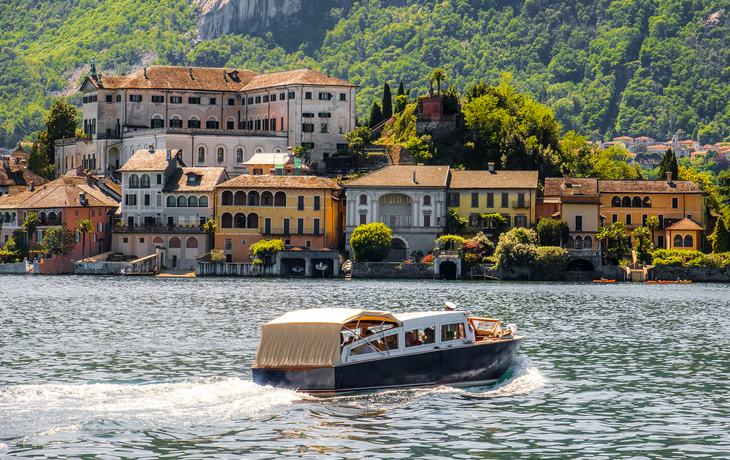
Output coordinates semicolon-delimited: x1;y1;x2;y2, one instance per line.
217;175;341;190
0;164;49;187
118;149;183;172
678;140;695;144
613;136;633;140
104;180;122;196
666;218;704;231
164;168;228;192
86;67;258;92
241;152;309;170
345;165;449;188
544;177;598;196
597;179;706;194
635;136;654;140
243;69;356;91
449;170;538;189
0;176;119;209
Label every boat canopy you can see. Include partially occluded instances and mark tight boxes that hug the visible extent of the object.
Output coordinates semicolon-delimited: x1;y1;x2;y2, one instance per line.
254;308;402;369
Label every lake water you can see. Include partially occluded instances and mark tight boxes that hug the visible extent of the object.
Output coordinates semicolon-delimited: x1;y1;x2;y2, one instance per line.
1;277;729;459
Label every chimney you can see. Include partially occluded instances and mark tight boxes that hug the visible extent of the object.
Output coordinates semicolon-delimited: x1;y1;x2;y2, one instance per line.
29;181;34;192
413;170;417;184
666;171;673;184
189;68;193;79
148;145;155;154
573;184;582;195
564;174;570;186
488;162;495;172
166;149;172;160
223;70;228;82
79;191;87;206
144;67;147;79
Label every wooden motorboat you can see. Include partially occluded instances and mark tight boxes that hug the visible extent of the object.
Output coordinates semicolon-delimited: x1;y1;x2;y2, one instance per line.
252;308;523;396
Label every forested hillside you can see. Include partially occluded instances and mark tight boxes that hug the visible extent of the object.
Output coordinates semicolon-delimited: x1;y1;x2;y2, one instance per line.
2;0;730;148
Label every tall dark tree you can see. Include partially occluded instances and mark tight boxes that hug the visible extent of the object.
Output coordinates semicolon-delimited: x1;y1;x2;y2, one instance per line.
42;100;78;165
397;79;406;97
368;101;383;128
658;149;679;180
382;82;393;120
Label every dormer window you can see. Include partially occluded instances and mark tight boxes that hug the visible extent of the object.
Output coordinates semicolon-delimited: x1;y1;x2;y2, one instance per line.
187;173;199;184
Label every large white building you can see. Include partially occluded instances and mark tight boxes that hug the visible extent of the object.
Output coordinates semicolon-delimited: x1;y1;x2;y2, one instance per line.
55;65;357;179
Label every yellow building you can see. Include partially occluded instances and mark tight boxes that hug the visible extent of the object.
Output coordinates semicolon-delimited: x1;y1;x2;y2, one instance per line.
447;167;538;238
598;174;707;250
540;177;602;251
215;175;343;262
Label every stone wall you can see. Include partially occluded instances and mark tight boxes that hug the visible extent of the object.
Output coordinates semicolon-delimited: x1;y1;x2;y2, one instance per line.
648;266;730;282
196;261;276;276
350;262;433;279
415;120;457;141
593;265;630;281
0;261;29;274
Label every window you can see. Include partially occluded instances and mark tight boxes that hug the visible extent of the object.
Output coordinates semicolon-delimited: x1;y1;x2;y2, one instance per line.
206;120;219;129
672;197;679;208
263;118;269;130
306;240;311;248
247;97;253;105
515;215;527;227
151;118;164;129
487;193;494;208
125;194;137;206
469;214;480;227
674;234;683;247
320;124;328;133
262;95;269;103
406;326;435;347
255;119;261;130
188;119;201;129
360;214;366;225
225;239;233;250
575;215;583;231
188;196;198;207
199;196;208;207
642;214;648;226
198;146;205;163
130;95;142;102
302;142;314;149
297;218;304;235
626;214;632;225
105;95;113;102
424;195;431;206
658;235;665;248
687;214;693;221
622;196;631;207
424;215;431;227
302;123;314;132
471;193;479;208
255;96;261;104
313;218;320;235
518;193;525;208
167;196;176;207
658;214;664;229
441;323;465;342
298;196;305;211
116;94;122;102
170;118;183;128
170;96;182;104
140;174;150;188
91;210;95;217
684;235;693;248
271;94;276;102
339;93;347;101
584;236;592;249
289;91;295;99
227;120;235;130
318;92;331;100
501;193;509;208
280;93;286;100
314;196;321;211
123;237;128;243
209;98;216;105
129;175;139;188
152;95;164;103
612;196;621;207
319;112;331;118
144;194;150;206
271;118;276;130
227;98;235;106
217;147;224;163
188;97;200;104
612;213;618;223
305;92;312;99
302;113;315;118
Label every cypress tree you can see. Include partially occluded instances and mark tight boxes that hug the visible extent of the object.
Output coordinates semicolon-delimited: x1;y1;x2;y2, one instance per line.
397;79;406;97
368;101;383;128
712;217;730;253
658;149;679;180
382;82;393;120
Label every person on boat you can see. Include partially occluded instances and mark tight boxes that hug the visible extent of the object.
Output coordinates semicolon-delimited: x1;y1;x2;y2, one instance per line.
405;331;423;346
468;322;476;342
422;327;435;344
444;301;456;311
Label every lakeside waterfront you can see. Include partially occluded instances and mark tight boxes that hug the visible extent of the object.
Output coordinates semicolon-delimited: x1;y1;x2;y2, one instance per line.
2;277;729;458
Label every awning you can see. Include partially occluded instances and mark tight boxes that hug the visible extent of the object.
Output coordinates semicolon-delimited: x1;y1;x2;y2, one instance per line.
253;308;401;369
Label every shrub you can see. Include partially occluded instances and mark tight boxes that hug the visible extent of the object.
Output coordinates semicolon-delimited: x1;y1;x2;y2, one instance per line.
688;253;727;268
421;254;434;264
461;231;495;263
350;222;392;262
435;234;466;251
533;246;570;280
536;218;569;246
250;239;286;260
653;256;682;266
494;227;539;268
211;249;224;263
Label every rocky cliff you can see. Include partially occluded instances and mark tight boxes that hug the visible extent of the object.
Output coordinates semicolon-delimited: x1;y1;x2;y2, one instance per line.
197;0;303;40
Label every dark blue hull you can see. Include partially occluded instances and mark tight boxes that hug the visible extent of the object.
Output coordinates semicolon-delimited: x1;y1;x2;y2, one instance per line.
252;338;522;395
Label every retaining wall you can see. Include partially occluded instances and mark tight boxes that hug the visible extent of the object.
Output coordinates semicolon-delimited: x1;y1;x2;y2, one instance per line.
75;254;159;275
0;261;29;274
648;266;730;282
350;262;434;279
196;261;275;276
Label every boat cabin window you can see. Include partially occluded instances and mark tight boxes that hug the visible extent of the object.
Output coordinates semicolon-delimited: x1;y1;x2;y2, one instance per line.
349;331;398;357
441;323;465;342
472;319;499;337
341;322;395;347
406;326;435;347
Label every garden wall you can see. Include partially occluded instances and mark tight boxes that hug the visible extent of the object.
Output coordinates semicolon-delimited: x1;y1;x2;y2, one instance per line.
350;262;434;279
0;261;29;274
648;266;730;282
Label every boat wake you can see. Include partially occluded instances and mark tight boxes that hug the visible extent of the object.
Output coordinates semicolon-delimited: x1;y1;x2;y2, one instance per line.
0;377;302;442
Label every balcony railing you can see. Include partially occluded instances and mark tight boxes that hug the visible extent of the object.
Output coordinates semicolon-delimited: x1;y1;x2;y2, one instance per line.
261;227;324;236
112;225;204;234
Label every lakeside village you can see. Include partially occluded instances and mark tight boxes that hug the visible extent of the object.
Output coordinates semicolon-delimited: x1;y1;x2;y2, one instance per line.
1;64;730;283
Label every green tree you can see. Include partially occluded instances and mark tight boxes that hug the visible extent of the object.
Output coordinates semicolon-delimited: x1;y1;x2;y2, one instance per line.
350;222;392;262
368;101;383;128
43;100;78;165
406;135;432;163
249;239;286;262
461;232;495;262
39;226;76;257
446;209;467;235
78;219;92;261
397;79;405;97
658;149;679;181
344;126;371;171
0;238;21;263
292;145;310;159
27;139;53;179
494;227;539;269
632;226;652;264
645;216;660;245
711;217;730;253
435;234;466;252
203;219;217;251
382;82;393;120
394;95;407;114
22;212;41;260
442;84;460;115
536;218;570;246
430;68;446;95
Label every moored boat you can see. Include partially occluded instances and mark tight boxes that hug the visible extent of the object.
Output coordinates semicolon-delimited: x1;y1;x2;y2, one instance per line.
252;308;523;396
593;279;615;283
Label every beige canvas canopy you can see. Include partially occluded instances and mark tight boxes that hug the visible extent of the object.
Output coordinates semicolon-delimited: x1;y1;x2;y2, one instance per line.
253;308;401;369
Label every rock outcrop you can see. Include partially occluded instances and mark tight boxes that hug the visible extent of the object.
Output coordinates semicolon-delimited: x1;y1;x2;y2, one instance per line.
197;0;303;40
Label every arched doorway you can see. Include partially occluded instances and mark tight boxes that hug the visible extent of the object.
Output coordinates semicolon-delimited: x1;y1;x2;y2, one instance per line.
439;261;457;280
566;259;594;281
108;146;120;169
387;238;407;262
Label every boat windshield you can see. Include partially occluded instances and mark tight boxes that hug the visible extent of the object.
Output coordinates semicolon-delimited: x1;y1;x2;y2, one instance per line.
341;321;395;346
471;318;501;337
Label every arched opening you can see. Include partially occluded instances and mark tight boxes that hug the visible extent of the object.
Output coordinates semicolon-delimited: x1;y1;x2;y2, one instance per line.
167;196;176;207
108;146;120;169
387;238;407;262
221;191;233;206
169;237;181;248
129;174;139;188
39;212;46;224
584;235;593;249
622;196;631;207
684;235;693;248
575;235;583;250
281;258;306;276
186;237;198;248
261;191;273;206
632;196;642;208
48;212;57;224
439;261;457;280
199;196;209;207
611;196;621;207
221;213;233;228
360;194;367;205
423;195;431;206
234;191;247;205
566;259;594;281
217;147;224;163
188;196;198;207
235;212;246;228
567;235;575;248
141;174;150;188
247;213;259;229
643;196;652;207
197;146;205;163
674;234;684;247
274;191;286;206
153;236;164;244
247;191;260;206
177;196;187;207
236;148;244;163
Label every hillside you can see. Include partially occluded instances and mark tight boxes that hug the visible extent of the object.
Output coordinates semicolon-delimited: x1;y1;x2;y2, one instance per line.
1;0;730;149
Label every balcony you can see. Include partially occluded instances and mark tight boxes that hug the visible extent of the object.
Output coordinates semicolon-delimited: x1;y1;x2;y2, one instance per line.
112;225;204;234
511;199;531;209
261;227;324;236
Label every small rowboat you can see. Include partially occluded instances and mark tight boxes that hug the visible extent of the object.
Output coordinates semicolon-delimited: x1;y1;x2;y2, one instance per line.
593;279;615;283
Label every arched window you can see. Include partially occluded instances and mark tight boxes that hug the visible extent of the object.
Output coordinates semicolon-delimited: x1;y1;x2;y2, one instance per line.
141;174;150;188
169;237;181;248
247;213;259;229
632;196;642;208
643;196;652;208
48;212;57;223
199;196;209;207
261;191;273;206
235;213;246;228
198;146;205;164
217;147;224;163
186;237;199;248
234;191;247;205
567;235;575;248
129;174;139;188
236;148;244;163
674;234;684;247
359;194;367;205
611;196;621;207
153;236;164;244
622;196;632;207
221;213;233;228
255;148;263;154
39;212;46;224
188;196;198;207
684;235;693;248
584;236;593;249
247;191;260;206
274;191;286;206
423;195;431;206
166;196;176;207
221;191;233;206
177;196;187;207
575;235;583;250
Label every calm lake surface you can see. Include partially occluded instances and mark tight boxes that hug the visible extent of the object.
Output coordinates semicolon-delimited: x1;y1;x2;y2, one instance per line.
1;277;729;459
